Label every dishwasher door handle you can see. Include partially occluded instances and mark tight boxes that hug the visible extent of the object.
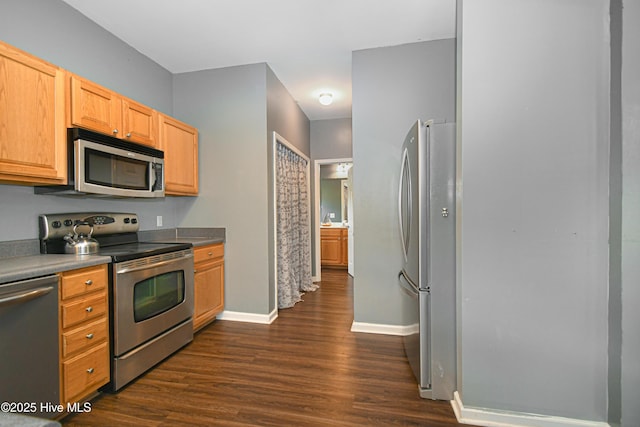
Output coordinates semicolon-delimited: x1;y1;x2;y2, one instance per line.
0;286;54;308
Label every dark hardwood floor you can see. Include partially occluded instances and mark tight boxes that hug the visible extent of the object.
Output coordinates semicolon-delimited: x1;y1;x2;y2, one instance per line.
63;269;467;426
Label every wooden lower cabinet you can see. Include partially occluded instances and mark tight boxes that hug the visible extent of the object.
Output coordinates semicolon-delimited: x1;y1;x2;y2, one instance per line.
193;243;224;331
61;342;109;404
58;264;110;405
320;227;348;268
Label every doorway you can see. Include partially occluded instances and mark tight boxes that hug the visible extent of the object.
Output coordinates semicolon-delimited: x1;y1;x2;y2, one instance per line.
313;158;354;282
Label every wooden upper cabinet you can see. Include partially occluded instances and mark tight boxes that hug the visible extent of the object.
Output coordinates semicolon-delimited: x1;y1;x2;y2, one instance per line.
122;99;157;147
69;74;158;147
0;40;66;185
159;114;199;195
69;75;120;137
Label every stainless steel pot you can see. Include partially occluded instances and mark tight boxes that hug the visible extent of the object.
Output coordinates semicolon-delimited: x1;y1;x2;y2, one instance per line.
63;222;99;255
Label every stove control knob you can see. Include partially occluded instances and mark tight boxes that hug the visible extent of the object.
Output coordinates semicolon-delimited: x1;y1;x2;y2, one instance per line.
123;218;130;224
63;219;73;227
52;221;62;228
131;218;138;224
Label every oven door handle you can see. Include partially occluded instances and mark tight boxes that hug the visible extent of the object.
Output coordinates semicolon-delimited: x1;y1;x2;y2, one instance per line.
116;253;194;274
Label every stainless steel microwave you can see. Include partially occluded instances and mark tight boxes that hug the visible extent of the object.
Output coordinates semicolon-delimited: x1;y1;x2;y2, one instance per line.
35;128;164;198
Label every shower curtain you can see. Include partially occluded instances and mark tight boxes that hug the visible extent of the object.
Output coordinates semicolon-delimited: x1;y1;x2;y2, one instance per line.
276;142;315;309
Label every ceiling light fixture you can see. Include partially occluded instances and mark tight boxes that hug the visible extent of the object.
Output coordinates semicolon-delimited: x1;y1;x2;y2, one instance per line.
318;93;333;106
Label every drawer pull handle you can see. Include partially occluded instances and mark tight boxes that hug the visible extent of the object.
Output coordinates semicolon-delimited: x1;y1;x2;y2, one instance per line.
85;279;93;286
86;306;93;313
193;269;198;274
208;252;213;256
87;368;94;374
126;132;132;138
86;333;94;339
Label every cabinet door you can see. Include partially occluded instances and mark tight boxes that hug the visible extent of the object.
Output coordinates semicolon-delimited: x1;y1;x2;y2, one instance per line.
0;41;66;184
159;114;199;195
340;229;348;267
122;98;158;147
193;258;224;331
320;230;342;266
69;75;120;137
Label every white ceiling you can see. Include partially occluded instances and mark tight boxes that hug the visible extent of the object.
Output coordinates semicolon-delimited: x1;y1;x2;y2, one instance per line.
61;0;456;121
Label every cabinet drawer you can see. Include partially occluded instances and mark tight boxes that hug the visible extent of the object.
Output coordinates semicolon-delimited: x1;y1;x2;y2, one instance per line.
60;265;107;300
320;228;343;238
62;342;109;403
61;292;107;329
194;244;224;264
62;318;108;358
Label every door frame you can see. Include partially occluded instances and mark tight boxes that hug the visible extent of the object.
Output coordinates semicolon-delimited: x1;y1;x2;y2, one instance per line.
313;157;353;282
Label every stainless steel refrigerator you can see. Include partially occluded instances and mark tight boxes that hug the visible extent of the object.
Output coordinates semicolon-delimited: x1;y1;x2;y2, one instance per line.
398;119;456;400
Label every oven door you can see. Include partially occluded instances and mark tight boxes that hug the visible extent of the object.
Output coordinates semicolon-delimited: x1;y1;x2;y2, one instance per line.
112;249;194;356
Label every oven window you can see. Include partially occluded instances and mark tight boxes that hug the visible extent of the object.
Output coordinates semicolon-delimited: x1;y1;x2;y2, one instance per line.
133;271;185;322
85;148;150;190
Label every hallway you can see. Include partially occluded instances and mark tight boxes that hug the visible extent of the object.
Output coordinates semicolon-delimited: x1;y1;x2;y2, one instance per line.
63;269;465;426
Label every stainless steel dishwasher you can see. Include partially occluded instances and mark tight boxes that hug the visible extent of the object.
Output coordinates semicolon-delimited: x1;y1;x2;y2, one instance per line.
0;275;60;419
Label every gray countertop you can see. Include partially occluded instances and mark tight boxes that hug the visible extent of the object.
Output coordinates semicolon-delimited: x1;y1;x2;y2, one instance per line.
0;254;111;285
145;236;225;246
0;227;225;285
138;227;225;247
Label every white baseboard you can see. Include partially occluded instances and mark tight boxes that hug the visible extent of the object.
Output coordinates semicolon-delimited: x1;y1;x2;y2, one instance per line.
451;391;610;427
217;308;278;324
350;321;417;336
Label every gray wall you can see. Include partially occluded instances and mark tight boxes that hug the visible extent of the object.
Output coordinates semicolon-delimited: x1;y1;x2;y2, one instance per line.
621;0;640;425
0;0;183;240
310;118;353;160
266;67;311;156
609;0;623;424
457;0;609;421
173;64;271;316
351;39;455;324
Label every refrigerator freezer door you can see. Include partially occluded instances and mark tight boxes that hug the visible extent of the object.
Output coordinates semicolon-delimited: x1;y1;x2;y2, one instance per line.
399;270;431;393
418;288;432;394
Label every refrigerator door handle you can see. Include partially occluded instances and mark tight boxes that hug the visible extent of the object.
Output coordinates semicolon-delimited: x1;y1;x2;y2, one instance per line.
398;270;419;297
398;148;412;262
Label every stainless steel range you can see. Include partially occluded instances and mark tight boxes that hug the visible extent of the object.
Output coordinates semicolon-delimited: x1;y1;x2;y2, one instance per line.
39;212;194;391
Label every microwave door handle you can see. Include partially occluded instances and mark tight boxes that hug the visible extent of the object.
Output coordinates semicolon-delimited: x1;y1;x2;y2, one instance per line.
151;163;160;191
